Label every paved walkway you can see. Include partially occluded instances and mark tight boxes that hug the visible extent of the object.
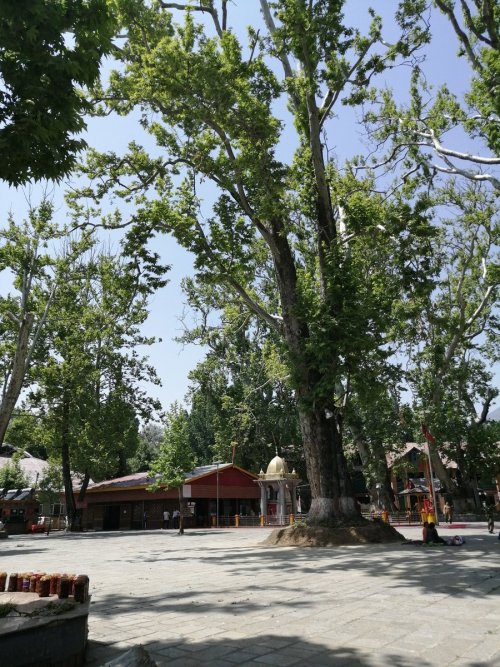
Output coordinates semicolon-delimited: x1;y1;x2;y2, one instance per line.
1;524;499;666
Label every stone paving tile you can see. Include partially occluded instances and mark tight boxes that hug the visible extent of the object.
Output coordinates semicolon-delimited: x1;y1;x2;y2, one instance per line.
155;656;203;667
461;639;500;660
2;525;498;666
251;652;303;665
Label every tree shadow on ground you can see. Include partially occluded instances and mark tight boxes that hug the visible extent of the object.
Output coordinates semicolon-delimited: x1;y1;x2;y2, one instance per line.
109;535;500;600
85;633;497;667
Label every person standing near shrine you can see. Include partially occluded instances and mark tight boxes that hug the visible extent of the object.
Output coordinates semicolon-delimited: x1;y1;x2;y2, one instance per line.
444;501;454;524
484;504;495;534
162;509;170;530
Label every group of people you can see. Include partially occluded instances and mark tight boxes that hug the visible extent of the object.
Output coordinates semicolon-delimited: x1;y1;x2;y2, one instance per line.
162;509;180;530
142;509;181;529
422;520;446;545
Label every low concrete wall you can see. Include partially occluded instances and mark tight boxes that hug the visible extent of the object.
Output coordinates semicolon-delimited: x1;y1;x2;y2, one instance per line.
0;593;90;667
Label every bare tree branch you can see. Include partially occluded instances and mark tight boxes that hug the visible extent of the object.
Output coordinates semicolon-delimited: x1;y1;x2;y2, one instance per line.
421;128;500;165
433;158;500;190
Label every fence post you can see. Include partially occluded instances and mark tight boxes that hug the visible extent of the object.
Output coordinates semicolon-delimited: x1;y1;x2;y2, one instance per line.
260;514;265;527
235;514;239;527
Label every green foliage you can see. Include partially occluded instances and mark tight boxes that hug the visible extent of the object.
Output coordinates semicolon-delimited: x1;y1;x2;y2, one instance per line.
0;0;116;184
0;202;86;447
37;459;64;507
4;410;49;459
78;1;500;516
177;273;302;471
127;422;164;473
149;403;196;489
29;230;167;489
0;455;29;489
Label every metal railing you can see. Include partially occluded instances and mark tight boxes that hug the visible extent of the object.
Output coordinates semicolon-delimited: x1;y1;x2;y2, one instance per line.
212;514;296;527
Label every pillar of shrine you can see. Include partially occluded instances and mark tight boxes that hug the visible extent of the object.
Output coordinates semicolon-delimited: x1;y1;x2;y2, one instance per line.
255;454;301;525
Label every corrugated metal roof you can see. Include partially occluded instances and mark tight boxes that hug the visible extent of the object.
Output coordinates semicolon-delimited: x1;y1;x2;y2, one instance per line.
3;489;20;500
15;488;35;501
88;472;159;491
87;463;235;492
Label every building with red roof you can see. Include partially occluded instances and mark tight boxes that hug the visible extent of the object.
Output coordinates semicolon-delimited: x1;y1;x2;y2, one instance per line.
82;463;261;530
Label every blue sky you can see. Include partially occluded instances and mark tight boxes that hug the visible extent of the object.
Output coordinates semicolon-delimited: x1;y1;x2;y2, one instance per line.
1;1;497;415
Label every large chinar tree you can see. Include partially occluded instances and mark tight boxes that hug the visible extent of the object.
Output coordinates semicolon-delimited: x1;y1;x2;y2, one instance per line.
79;0;434;525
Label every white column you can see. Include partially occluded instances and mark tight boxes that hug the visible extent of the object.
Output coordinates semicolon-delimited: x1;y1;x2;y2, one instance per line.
278;481;286;524
259;482;268;518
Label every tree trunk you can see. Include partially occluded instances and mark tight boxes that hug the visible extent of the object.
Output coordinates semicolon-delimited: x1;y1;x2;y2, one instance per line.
61;392;77;531
297;402;359;523
428;443;475;512
350;426;397;511
0;313;35;446
78;471;91;502
178;486;185;534
268;230;359;524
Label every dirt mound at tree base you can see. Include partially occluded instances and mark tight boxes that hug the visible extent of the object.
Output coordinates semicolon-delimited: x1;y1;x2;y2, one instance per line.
263;520;405;547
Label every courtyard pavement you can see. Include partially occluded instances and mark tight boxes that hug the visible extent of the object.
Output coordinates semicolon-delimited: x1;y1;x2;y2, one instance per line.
1;523;499;667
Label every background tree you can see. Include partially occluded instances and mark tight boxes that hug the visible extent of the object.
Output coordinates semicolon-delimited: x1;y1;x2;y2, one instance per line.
79;0;433;524
345;375;416;512
354;0;499;507
363;1;499;190
4;408;50;459
405;182;499;509
181;278;302;472
0;202;66;447
0;453;29;489
127;422;164;473
0;0;116;185
149;402;196;534
37;459;64;520
33;237;166;529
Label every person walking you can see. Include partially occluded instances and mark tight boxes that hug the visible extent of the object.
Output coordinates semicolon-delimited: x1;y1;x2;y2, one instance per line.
485;505;495;534
172;509;180;530
162;509;170;530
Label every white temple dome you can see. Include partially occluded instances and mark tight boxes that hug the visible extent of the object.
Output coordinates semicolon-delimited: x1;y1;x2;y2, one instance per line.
266;455;289;475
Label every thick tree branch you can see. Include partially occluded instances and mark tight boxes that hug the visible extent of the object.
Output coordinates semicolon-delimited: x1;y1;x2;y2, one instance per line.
475;389;497;425
433;158;500;190
459;0;492;46
259;0;301;110
191;216;283;334
319;38;376;131
159;2;222;37
434;0;482;71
